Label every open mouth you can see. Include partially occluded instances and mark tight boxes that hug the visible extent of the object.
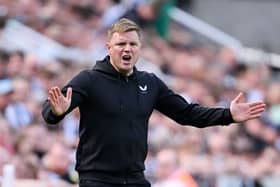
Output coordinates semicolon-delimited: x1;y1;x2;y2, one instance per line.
122;55;132;61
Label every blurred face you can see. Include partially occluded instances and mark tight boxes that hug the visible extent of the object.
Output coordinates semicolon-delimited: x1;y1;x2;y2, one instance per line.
0;93;12;110
155;150;177;180
107;31;141;76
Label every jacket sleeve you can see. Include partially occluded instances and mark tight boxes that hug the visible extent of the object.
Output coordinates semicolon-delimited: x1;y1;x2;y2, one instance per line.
42;70;90;124
154;76;235;128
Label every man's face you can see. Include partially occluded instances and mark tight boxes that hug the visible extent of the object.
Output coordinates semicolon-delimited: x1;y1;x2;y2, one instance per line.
107;31;141;76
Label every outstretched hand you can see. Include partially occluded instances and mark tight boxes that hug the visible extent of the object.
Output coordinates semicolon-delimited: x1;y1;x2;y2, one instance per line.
48;86;72;116
230;92;266;123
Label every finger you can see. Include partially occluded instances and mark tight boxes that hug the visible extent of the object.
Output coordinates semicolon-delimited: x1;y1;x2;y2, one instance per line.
49;87;59;99
250;104;266;112
249;102;266;107
54;86;62;97
49;89;58;101
48;96;56;106
250;108;265;116
48;97;61;116
232;92;244;103
248;114;262;120
66;87;72;101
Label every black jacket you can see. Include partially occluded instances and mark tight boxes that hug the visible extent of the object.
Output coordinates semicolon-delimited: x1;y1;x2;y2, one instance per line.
42;56;234;184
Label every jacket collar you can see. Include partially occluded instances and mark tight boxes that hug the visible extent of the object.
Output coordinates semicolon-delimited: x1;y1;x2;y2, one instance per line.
93;55;137;78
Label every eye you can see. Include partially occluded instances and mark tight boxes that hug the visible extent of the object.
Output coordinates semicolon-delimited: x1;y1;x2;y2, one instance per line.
117;42;126;46
130;42;137;46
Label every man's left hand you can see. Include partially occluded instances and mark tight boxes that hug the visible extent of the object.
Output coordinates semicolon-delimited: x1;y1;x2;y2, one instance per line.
230;92;266;123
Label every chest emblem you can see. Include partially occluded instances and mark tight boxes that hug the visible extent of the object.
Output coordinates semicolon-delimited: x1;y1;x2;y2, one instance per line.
139;85;148;93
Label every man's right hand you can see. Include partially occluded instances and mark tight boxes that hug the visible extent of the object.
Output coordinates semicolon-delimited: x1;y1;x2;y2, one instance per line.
48;86;72;116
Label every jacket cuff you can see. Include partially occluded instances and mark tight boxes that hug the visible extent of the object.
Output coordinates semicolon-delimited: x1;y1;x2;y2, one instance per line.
224;108;235;125
45;107;65;124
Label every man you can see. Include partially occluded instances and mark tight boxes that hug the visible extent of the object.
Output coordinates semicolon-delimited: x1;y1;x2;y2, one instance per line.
0;79;13;118
153;148;198;187
42;141;77;184
42;18;266;187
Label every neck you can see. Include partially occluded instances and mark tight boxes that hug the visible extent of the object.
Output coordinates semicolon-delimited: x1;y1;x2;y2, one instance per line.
122;70;133;77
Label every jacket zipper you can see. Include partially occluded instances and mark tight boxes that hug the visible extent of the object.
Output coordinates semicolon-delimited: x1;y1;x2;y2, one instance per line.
120;76;129;112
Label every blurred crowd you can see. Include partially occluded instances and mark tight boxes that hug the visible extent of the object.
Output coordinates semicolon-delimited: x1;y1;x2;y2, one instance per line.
0;0;280;187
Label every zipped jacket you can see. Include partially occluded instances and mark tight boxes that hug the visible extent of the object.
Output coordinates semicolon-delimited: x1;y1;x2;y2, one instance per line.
42;56;234;184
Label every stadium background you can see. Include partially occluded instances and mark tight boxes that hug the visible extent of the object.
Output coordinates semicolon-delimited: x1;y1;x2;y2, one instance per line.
0;0;279;187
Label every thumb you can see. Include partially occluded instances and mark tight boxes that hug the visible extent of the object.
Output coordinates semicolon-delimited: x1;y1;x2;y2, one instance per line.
232;92;244;104
66;87;72;101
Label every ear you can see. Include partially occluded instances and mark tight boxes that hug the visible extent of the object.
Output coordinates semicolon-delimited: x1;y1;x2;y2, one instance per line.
106;42;111;51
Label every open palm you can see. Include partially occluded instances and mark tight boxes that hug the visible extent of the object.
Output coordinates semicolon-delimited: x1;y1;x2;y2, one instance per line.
230;92;266;122
48;86;72;116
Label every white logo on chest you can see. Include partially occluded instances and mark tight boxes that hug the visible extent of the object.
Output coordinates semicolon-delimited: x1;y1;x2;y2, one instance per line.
139;85;147;92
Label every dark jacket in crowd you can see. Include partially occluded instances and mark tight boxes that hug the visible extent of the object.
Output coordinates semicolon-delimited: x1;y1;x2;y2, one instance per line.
42;56;234;184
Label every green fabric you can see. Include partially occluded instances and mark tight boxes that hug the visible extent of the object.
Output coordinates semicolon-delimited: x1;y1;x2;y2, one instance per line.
154;0;175;40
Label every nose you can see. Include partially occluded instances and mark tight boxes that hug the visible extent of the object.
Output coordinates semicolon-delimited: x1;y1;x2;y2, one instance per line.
123;44;131;52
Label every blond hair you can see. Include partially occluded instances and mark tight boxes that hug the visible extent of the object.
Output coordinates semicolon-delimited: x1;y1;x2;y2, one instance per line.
107;18;141;40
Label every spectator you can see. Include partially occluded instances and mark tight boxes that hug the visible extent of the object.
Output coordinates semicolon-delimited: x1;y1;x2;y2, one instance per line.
5;77;33;129
0;79;14;118
153;148;198;187
42;141;78;185
6;50;25;78
0;50;9;79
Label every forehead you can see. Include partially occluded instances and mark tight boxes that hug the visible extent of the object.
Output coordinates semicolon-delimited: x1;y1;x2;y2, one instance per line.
109;31;141;42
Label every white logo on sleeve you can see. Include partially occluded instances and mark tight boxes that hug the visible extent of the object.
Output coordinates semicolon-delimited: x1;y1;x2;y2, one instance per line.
139;85;148;93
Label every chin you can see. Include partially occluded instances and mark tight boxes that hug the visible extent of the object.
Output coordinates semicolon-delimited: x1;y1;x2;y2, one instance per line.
119;67;132;74
120;67;132;72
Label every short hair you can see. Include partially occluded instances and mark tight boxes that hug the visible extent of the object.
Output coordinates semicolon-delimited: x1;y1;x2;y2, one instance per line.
107;18;141;40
